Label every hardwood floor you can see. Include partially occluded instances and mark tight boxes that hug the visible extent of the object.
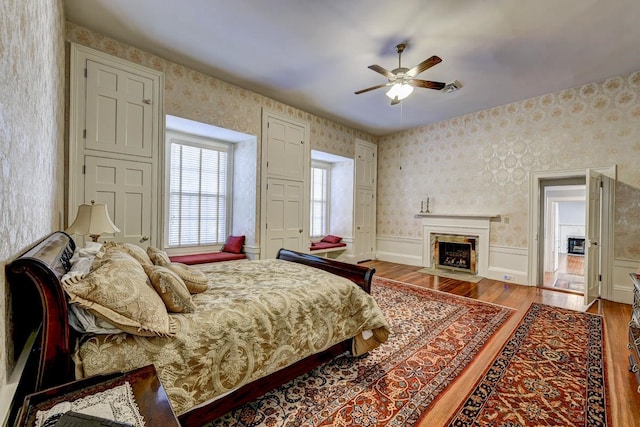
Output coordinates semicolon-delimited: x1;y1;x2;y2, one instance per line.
360;259;639;426
543;253;585;293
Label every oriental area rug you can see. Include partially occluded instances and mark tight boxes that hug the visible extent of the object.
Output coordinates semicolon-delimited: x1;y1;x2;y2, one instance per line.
208;276;514;427
447;303;609;427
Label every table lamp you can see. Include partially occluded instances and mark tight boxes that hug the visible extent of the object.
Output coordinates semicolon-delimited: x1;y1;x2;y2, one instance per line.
66;200;120;242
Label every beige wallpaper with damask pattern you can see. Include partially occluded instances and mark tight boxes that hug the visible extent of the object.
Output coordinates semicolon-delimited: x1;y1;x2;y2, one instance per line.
1;0;65;389
66;22;640;261
377;73;640;260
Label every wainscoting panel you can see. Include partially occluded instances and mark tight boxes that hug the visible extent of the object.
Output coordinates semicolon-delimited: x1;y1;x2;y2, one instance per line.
486;245;529;285
376;236;635;304
611;259;636;305
376;236;529;284
376;235;423;266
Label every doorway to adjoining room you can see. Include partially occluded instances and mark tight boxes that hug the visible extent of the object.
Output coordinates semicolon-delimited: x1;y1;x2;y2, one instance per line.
539;179;586;294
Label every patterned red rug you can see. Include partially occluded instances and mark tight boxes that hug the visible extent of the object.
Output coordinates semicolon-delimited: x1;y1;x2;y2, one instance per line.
209;276;514;426
447;302;609;426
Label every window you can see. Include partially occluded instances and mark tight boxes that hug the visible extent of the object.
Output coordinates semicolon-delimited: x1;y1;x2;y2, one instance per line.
166;131;232;248
310;161;330;237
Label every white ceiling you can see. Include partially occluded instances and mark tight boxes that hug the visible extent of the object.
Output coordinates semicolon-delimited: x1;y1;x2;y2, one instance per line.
64;0;640;135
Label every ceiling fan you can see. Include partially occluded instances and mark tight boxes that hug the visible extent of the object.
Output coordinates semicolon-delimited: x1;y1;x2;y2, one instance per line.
354;43;446;105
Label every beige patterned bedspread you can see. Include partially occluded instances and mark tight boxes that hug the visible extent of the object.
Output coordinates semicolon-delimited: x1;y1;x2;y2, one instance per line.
74;259;390;415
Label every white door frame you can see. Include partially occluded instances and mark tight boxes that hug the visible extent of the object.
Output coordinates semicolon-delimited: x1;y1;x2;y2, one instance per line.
528;165;616;298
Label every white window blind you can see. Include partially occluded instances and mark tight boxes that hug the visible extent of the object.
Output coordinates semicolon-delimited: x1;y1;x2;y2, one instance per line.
310;162;330;237
168;139;229;247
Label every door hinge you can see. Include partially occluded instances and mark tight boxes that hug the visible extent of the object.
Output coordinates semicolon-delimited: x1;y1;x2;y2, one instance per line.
83;129;86;139
600;180;603;188
82;165;86;174
84;68;87;78
599;274;602;281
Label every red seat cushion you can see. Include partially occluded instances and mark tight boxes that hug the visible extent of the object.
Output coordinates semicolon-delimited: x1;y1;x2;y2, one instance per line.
169;252;246;265
221;235;245;254
310;241;347;250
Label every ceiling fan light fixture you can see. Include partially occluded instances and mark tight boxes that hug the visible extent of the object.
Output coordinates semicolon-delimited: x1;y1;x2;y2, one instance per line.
386;83;413;101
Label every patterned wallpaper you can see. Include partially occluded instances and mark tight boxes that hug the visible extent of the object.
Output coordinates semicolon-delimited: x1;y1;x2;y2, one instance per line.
1;0;65;389
378;72;640;259
64;22;640;261
65;23;375;159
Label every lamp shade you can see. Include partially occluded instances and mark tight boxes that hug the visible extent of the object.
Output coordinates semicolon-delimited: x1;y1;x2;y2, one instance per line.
66;201;120;241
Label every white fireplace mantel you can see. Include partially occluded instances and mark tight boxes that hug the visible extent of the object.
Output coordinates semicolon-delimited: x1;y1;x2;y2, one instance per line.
420;214;497;277
415;213;500;221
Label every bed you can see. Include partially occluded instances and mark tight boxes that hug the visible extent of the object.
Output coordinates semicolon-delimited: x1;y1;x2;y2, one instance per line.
5;231;390;426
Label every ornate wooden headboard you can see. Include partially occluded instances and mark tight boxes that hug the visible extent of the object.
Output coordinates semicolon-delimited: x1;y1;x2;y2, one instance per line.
5;232;77;424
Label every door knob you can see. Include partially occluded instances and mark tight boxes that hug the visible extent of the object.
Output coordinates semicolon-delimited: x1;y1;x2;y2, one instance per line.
140;235;149;242
298;229;303;233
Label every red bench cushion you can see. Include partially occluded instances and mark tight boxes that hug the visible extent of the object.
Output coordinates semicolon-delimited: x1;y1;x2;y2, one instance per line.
169;252;246;265
310;241;347;251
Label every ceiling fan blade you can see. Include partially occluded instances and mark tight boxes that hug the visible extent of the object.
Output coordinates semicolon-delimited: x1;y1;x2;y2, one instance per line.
368;64;394;79
408;79;446;90
407;55;442;77
354;83;389;95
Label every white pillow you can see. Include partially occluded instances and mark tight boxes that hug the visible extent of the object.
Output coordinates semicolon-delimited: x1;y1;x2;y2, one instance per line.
68;304;122;334
61;256;93;282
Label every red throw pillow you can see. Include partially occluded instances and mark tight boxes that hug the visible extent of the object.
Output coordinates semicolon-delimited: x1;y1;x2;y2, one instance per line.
321;235;342;244
222;235;245;254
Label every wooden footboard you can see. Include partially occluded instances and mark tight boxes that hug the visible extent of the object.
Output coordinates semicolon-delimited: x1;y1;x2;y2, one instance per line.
5;233;376;426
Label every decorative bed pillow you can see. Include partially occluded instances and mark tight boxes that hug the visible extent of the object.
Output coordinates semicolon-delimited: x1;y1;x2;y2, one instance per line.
221;235;245;254
62;251;176;337
144;265;196;313
165;262;209;293
147;246;171;266
100;241;153;267
321;234;342;244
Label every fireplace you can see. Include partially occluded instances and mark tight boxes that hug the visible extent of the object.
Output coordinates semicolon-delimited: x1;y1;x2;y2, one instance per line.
431;234;478;274
420;213;496;279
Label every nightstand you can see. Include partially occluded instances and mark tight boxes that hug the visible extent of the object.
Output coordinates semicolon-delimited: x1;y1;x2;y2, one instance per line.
16;365;179;426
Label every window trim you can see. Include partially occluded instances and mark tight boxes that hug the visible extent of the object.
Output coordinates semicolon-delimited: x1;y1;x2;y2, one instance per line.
310;160;331;238
164;129;233;253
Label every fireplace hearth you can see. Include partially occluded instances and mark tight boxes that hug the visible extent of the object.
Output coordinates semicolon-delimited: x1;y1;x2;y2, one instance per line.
431;233;478;274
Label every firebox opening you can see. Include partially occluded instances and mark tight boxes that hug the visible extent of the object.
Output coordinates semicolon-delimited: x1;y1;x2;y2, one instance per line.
438;242;472;272
431;233;478;274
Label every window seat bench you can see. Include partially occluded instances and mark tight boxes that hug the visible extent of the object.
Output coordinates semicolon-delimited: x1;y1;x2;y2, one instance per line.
169;251;246;265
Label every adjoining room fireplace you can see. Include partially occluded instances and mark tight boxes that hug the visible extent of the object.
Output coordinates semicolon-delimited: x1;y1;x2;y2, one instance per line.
431;233;478;274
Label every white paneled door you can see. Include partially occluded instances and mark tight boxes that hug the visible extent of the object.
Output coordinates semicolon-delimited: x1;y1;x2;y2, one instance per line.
264;117;306;181
353;139;377;262
84;156;152;246
265;178;305;259
70;44;163;247
354;187;375;261
85;59;155;158
584;168;602;306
